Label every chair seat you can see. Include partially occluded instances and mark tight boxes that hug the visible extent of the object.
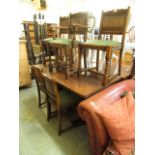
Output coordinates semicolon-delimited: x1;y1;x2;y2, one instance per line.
43;38;80;47
59;89;82;108
81;40;121;48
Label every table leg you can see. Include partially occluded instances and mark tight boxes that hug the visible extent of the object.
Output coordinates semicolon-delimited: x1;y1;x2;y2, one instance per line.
118;48;123;75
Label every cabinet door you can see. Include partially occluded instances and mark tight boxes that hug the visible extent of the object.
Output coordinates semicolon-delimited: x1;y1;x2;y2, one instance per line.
19;40;31;87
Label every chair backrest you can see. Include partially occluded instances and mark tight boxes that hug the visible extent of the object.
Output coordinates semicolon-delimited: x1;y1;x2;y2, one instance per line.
128;26;135;43
59;16;70;35
23;23;35;64
32;66;44;89
70;12;88;34
99;7;130;39
42;73;60;106
70;12;96;41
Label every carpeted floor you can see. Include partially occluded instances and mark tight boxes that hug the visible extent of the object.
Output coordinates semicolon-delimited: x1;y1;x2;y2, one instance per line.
19;80;91;155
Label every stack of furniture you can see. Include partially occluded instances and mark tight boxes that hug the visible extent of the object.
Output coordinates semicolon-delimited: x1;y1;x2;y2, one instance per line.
43;12;95;78
22;21;58;65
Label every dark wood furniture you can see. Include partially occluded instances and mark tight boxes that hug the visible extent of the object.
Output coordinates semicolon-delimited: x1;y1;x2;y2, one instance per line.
33;64;127;98
78;7;130;86
42;16;70;73
32;66;46;108
42;73;82;135
23;21;58;65
23;21;43;65
32;63;133;136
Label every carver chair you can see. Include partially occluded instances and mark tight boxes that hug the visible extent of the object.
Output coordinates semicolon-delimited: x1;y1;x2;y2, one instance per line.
78;7;130;86
43;12;93;78
42;16;70;76
42;73;82;135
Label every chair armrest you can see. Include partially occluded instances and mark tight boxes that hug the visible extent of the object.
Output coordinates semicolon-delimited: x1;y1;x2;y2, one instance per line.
71;23;90;29
50;25;69;29
78;79;135;155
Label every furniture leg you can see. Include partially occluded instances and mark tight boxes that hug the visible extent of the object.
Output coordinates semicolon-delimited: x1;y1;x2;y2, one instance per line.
65;47;70;79
47;100;52;122
96;50;100;71
78;46;82;77
118;48;123;75
58;109;62;136
83;48;87;75
38;89;42;108
103;46;112;86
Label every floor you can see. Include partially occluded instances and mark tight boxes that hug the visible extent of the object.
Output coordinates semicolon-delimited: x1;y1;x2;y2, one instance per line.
19;81;91;155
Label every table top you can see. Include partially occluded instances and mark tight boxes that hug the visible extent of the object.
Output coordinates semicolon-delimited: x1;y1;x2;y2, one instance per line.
33;64;104;98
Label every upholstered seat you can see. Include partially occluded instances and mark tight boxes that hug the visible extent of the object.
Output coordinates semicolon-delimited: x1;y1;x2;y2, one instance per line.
81;40;121;48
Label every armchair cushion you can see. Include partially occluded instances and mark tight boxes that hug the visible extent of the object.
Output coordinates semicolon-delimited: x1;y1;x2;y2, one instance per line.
97;92;135;155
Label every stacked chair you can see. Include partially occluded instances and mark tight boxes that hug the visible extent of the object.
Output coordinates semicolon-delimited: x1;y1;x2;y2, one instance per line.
23;21;43;65
78;7;130;86
42;12;95;78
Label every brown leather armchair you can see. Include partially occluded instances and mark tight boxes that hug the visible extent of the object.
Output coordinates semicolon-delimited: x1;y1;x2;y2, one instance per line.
77;79;135;155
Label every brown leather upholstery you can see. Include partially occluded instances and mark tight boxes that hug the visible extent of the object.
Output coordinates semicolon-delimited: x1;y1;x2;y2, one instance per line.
77;79;135;155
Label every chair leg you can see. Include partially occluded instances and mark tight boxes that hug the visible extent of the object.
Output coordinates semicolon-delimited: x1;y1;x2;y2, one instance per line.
96;50;100;71
47;101;51;122
38;89;42;108
83;48;87;75
58;109;62;136
118;48;123;76
78;46;82;77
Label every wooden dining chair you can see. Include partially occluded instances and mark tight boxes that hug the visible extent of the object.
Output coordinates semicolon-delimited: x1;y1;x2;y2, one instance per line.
124;26;135;79
78;7;130;86
23;22;43;65
42;73;82;135
43;12;91;78
32;66;46;108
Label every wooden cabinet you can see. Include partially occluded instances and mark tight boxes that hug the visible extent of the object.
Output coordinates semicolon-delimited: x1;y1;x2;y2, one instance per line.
19;40;32;87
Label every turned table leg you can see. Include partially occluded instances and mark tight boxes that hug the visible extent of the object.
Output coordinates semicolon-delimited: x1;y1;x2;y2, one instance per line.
103;46;112;86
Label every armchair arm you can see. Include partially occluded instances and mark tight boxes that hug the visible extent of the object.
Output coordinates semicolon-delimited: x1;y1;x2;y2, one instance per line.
78;79;135;155
50;25;69;29
71;23;90;29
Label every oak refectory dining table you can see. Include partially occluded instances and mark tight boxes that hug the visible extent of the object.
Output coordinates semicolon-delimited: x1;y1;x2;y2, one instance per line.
33;64;121;98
